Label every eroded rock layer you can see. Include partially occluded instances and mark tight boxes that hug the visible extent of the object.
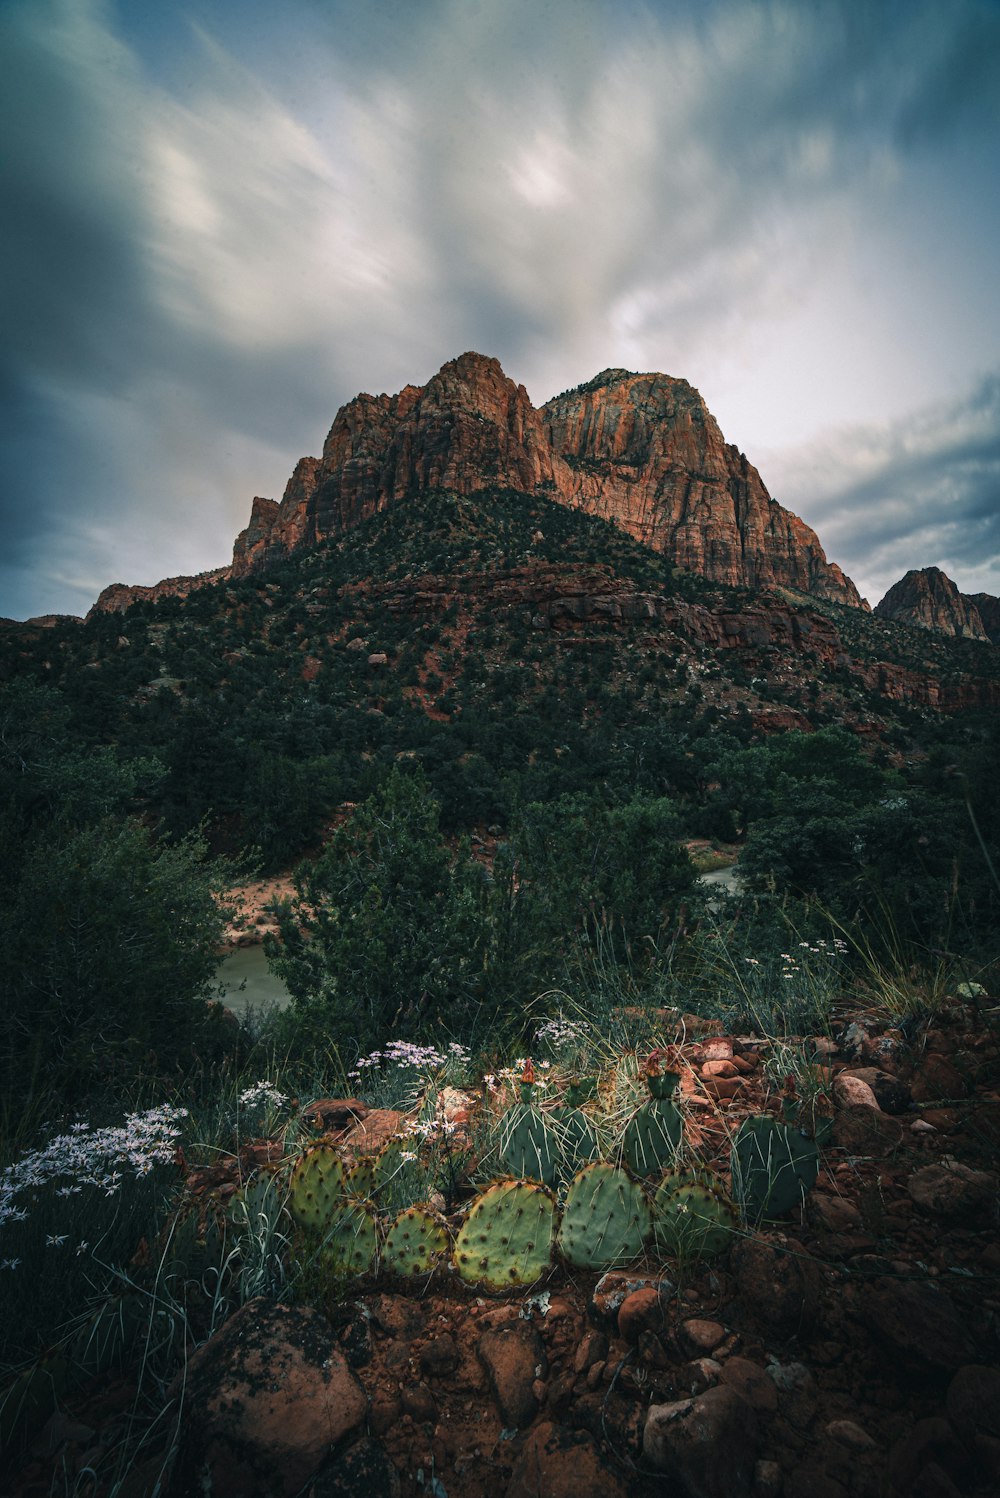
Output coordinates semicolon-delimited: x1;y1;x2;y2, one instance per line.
221;353;862;608
874;568;990;641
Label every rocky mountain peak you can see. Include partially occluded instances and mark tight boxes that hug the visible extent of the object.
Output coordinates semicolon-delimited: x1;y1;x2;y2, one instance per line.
874;568;989;641
222;353;863;608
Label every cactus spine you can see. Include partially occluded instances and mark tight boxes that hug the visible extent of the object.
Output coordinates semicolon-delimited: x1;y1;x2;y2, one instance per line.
498;1062;557;1185
622;1051;683;1177
731;1113;819;1222
320;1198;378;1276
652;1169;739;1259
453;1178;555;1290
557;1162;652;1270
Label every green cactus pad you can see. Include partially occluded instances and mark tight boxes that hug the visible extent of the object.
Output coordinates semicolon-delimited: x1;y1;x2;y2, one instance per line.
453;1179;555;1290
383;1206;449;1277
653;1170;739;1259
320;1197;378;1276
347;1158;376;1198
731;1115;819;1222
622;1098;682;1177
288;1144;347;1232
550;1105;600;1174
557;1163;652;1270
498;1102;558;1186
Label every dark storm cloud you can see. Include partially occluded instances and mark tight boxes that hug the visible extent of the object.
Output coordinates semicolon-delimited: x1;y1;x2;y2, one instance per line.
2;0;999;617
768;375;1000;606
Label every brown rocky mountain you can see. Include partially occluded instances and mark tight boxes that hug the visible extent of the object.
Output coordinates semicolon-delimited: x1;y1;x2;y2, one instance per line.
92;352;863;614
874;567;990;641
967;591;1000;645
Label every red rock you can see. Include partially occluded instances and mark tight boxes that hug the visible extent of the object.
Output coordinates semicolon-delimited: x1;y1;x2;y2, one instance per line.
643;1386;759;1496
173;1299;367;1497
506;1420;629;1498
731;1236;824;1340
874;567;989;640
308;1437;400;1498
861;1278;976;1368
617;1288;668;1344
907;1159;999;1219
702;1059;739;1078
341;1108;406;1152
839;1067;911;1113
477;1323;548;1428
717;1358;779;1413
910;1054;970;1103
572;1329;609;1374
833;1074;880;1109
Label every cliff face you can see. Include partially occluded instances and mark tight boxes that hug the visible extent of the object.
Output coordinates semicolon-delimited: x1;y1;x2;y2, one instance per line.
223;353;863;608
874;568;989;641
966;592;1000;645
539;369;863;605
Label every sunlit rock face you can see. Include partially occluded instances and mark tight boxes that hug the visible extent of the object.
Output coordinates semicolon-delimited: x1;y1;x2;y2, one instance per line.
91;352;865;611
874;567;989;641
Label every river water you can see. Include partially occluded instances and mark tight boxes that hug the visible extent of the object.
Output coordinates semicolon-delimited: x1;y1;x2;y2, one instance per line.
214;862;741;1017
215;944;291;1017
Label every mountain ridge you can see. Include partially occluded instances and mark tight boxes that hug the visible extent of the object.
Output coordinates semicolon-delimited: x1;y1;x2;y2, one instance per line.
88;352;864;616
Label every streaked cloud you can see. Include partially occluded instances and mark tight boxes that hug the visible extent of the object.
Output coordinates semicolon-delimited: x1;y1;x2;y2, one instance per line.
1;0;999;617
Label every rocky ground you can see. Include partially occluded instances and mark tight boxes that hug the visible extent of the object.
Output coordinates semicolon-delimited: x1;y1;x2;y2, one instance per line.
7;990;1000;1498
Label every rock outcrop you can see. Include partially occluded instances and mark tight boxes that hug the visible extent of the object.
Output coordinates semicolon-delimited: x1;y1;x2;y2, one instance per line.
87;568;229;618
874;568;989;640
966;591;1000;645
222;353;863;608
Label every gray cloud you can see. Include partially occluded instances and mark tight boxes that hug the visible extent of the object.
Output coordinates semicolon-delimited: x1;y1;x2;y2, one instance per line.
763;374;1000;606
2;0;999;617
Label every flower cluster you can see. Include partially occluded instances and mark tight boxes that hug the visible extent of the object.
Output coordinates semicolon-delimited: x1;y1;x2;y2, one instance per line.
0;1104;188;1235
348;1039;471;1082
534;1016;588;1054
238;1081;288;1110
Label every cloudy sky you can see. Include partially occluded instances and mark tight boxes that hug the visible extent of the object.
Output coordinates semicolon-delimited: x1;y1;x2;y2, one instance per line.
2;0;999;619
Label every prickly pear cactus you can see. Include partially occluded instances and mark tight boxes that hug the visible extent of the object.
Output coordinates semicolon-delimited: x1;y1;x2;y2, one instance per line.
731;1115;819;1222
320;1198;378;1276
498;1102;558;1186
653;1169;739;1259
288;1144;346;1232
550;1105;600;1175
347;1158;376;1198
557;1162;652;1270
453;1179;555;1290
383;1206;449;1277
622;1050;683;1176
622;1099;682;1177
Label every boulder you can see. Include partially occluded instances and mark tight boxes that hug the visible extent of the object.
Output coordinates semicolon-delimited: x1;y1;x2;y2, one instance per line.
643;1386;759;1497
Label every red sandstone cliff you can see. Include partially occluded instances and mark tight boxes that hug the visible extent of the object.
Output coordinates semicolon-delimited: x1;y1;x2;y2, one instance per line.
225;353;863;608
90;352;864;613
874;568;989;641
87;568;230;618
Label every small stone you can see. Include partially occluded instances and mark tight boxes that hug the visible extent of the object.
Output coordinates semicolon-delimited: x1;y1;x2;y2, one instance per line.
419;1334;460;1378
907;1159;999;1220
618;1288;668;1344
826;1418;878;1452
718;1357;779;1413
478;1324;548;1428
833;1074;879;1110
369;1393;401;1437
310;1437;401;1498
754;1458;783;1498
832;1104;903;1154
643;1386;759;1498
700;1075;745;1101
702;1037;735;1061
681;1318;726;1354
400;1382;437;1423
